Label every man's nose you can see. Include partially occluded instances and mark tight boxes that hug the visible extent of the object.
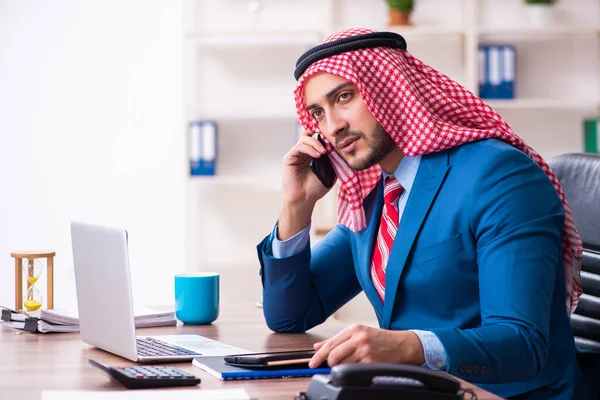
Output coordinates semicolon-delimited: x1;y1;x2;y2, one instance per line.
324;112;348;139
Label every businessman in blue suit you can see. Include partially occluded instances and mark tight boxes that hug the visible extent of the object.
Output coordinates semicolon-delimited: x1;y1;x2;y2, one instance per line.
256;29;589;399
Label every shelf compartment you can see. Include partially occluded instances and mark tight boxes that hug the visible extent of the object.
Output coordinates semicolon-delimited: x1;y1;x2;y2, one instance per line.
186;117;296;182
187;0;328;35
477;0;599;36
188;43;300;118
334;0;465;35
477;39;599;105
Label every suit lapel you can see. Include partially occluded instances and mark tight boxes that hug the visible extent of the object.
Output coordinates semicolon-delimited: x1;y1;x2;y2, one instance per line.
382;152;451;328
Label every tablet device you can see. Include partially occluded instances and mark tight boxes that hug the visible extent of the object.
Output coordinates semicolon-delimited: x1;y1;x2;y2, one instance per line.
224;350;317;368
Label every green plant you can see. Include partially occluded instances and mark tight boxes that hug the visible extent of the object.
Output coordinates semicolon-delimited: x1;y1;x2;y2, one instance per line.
524;0;557;4
386;0;414;11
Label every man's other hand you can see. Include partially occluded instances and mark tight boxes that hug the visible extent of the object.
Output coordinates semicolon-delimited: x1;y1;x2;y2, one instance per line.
308;324;425;368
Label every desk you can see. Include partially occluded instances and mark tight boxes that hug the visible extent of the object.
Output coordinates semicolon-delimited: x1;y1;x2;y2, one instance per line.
0;300;503;400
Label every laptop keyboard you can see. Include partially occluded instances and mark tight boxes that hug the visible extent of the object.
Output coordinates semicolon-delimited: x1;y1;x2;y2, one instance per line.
136;338;201;357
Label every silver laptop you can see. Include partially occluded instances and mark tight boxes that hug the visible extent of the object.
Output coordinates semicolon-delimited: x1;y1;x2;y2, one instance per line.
70;221;248;363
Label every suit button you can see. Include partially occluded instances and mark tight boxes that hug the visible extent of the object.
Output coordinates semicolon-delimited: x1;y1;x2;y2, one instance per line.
460;365;467;374
474;365;481;374
466;365;474;374
481;366;487;375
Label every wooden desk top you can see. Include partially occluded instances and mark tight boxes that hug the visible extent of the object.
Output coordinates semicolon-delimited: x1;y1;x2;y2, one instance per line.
0;301;503;400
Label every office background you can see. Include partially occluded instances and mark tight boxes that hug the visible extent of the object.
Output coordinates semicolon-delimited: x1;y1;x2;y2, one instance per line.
1;0;598;317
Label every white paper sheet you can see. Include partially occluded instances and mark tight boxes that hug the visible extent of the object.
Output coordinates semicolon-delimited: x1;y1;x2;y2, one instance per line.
42;388;250;400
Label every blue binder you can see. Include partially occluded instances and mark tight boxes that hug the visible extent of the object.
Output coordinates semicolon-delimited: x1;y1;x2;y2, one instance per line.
501;45;516;99
479;45;516;100
193;356;330;381
189;120;217;176
478;46;487;98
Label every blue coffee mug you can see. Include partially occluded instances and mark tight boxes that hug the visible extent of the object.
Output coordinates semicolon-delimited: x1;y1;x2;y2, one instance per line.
174;273;219;325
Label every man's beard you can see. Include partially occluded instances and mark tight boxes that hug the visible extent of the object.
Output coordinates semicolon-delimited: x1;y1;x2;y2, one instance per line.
337;123;396;171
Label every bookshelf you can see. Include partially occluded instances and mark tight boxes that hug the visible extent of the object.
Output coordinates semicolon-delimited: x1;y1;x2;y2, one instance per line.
183;0;600;277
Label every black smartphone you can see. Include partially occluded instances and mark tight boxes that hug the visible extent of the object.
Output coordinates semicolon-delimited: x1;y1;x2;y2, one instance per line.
224;350;317;368
309;134;336;189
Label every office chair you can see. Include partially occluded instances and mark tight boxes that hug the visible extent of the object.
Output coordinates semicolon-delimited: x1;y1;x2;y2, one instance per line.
549;152;600;398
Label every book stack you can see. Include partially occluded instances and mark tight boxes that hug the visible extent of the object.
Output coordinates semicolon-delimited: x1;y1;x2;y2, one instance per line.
1;305;176;333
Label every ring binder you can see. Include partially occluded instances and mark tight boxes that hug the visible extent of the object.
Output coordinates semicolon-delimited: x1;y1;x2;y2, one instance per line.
479;45;516;100
189;120;218;176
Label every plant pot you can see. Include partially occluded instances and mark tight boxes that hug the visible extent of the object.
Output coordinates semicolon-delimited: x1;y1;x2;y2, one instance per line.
526;4;554;27
388;9;412;26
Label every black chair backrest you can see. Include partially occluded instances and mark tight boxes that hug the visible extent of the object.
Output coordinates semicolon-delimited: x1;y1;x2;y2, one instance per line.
549;153;600;353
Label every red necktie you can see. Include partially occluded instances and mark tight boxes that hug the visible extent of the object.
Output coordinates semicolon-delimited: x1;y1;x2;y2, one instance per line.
371;177;404;302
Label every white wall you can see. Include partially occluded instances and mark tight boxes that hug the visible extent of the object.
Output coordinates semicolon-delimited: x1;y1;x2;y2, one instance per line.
0;1;185;309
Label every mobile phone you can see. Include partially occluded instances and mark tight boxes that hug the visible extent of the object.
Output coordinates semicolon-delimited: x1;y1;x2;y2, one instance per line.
309;134;336;189
224;350;318;368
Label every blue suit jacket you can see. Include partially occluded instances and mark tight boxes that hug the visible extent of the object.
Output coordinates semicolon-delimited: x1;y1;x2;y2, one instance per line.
257;139;587;399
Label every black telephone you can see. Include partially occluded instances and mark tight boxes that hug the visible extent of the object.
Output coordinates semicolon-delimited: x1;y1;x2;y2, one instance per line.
295;363;475;400
309;134;336;189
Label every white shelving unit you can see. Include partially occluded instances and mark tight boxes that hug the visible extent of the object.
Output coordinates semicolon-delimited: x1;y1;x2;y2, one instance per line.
183;0;600;274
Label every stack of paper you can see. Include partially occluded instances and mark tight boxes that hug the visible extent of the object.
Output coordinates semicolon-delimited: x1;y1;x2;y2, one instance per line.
1;306;176;333
41;307;177;328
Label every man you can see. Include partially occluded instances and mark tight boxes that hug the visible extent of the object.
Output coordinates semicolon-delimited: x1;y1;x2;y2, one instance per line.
256;28;588;399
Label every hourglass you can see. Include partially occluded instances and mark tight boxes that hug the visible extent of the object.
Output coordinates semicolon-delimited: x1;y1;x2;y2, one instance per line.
11;250;55;312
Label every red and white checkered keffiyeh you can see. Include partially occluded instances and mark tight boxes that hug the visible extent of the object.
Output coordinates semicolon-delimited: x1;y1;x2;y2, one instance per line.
294;27;582;313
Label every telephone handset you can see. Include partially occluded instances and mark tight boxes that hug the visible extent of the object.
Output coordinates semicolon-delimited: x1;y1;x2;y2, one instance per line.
296;363;475;400
309;133;336;189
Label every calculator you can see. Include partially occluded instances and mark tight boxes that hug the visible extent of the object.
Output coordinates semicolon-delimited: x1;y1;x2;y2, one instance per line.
89;358;201;389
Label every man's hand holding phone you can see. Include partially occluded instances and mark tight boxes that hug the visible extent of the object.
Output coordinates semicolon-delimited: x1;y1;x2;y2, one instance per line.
309;134;336;189
278;130;337;240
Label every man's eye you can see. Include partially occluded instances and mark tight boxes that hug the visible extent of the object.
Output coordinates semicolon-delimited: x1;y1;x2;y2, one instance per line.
311;109;323;119
338;92;352;102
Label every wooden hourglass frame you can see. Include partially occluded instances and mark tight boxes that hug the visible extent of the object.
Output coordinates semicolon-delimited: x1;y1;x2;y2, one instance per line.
11;250;55;311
